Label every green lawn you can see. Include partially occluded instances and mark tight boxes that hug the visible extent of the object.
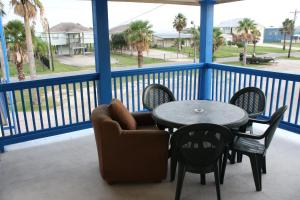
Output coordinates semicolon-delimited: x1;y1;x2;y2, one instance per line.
111;53;165;67
1;60;85;77
155;45;299;59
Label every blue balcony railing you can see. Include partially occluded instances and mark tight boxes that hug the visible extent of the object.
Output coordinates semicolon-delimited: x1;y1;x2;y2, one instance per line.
0;63;299;151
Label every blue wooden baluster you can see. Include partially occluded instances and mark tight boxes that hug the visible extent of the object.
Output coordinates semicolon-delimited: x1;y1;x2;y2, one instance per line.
131;75;135;112
275;79;282;110
28;89;36;131
59;84;65;125
12;91;21;134
288;81;296;123
137;75;140;111
125;76;129;110
73;83;79;123
36;87;44;130
80;82;85;122
20;89;29;132
44;86;51;128
87;81;92;119
66;83;72;124
3;92;13;135
119;77;123;103
295;89;300;125
269;78;276;116
51;85;58;126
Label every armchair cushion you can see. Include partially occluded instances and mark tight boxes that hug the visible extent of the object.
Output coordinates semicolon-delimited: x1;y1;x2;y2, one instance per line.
109;99;137;130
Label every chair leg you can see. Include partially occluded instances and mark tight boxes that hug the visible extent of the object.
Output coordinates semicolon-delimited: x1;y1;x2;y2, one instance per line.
214;164;221;200
171;153;177;182
175;163;186;200
220;148;229;184
237;152;243;163
200;173;206;185
230;150;236;164
249;154;262;191
170;136;177;182
261;156;266;174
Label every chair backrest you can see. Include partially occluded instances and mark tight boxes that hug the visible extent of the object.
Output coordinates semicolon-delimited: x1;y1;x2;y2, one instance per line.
142;84;175;111
230;87;266;118
174;124;232;168
264;105;287;149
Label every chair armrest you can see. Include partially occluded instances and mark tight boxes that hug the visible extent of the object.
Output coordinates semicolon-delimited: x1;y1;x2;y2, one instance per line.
131;112;156;126
249;118;270;124
232;130;265;140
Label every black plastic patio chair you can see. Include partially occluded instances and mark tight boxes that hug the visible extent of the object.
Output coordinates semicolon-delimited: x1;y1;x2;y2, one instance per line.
230;87;266;163
142;84;175;111
173;123;232;200
224;106;287;191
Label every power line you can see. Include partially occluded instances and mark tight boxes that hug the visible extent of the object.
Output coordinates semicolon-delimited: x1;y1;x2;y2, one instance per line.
116;4;164;26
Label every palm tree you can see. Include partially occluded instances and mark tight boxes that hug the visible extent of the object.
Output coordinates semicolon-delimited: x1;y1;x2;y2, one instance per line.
237;18;256;65
173;13;187;54
251;28;261;55
4;20;26;80
213;27;223;53
280;18;294;51
11;0;45;80
287;20;295;58
126;20;153;67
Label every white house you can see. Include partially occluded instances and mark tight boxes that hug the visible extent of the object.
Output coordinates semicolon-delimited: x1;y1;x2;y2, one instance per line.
40;22;94;56
217;18;265;44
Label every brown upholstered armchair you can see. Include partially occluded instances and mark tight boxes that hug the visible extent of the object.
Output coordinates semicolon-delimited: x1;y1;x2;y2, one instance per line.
91;103;169;184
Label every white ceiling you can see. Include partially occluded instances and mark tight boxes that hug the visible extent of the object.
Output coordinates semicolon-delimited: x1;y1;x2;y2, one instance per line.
108;0;242;6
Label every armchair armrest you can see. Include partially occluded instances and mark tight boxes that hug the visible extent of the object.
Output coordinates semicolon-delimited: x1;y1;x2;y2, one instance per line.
232;130;265;140
249;118;270;124
131;112;156;126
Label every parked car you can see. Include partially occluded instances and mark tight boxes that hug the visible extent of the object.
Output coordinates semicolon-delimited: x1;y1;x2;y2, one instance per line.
239;53;276;64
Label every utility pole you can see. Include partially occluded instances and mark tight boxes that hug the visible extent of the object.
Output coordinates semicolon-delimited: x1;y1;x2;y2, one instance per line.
47;22;54;71
288;9;300;58
191;21;196;63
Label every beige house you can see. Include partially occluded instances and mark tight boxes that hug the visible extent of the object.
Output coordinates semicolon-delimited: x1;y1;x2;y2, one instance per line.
152;33;193;48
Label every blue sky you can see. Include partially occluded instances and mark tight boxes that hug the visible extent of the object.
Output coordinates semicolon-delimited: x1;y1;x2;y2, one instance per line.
2;0;300;33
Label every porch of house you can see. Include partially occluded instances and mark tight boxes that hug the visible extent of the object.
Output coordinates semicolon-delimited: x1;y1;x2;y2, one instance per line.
1;124;300;200
1;0;300;199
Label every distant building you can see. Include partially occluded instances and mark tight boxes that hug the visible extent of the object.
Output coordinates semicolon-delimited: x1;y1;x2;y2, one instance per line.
152;33;193;48
263;26;300;43
109;24;129;38
217;18;265;44
41;22;94;56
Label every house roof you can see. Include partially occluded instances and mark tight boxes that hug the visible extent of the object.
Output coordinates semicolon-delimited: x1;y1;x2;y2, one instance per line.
217;18;264;28
154;33;193;39
50;22;92;33
109;24;130;34
108;0;242;6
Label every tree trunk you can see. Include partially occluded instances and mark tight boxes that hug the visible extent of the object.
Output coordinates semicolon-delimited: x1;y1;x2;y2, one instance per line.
23;5;36;80
137;50;143;68
253;42;257;55
283;33;287;51
243;41;247;66
288;34;293;58
15;51;25;81
178;31;181;51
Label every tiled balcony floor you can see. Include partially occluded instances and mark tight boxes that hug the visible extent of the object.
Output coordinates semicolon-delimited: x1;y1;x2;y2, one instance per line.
1;125;300;200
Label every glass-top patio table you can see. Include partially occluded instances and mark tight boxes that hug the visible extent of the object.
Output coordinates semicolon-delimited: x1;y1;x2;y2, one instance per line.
152;100;249;129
